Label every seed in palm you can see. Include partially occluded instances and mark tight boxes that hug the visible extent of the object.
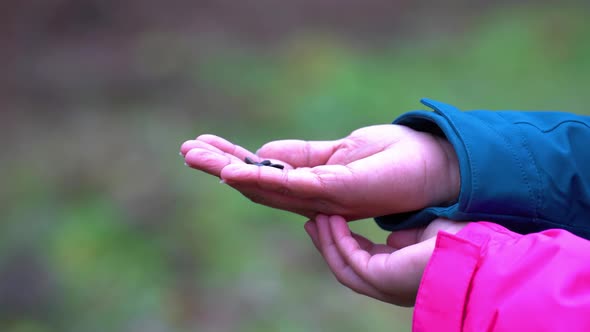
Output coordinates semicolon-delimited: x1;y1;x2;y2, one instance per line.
244;157;284;169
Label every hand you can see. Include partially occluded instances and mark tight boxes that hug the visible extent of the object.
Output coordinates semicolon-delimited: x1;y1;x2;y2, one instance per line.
305;215;468;306
180;124;460;220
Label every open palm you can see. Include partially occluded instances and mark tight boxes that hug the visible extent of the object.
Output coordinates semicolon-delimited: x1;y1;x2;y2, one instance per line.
181;124;459;220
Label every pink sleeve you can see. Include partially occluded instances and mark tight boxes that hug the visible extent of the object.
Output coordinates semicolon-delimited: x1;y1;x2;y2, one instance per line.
413;222;590;332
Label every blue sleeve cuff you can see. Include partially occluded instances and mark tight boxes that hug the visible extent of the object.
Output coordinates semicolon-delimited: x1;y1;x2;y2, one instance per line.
375;98;590;239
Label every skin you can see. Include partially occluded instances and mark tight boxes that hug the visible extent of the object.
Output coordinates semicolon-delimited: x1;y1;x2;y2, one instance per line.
305;215;468;306
180;124;466;306
180;124;461;220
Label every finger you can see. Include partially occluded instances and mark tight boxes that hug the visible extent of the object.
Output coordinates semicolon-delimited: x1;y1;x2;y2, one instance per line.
180;139;222;157
304;220;321;252
180;140;198;156
184;148;244;177
197;134;258;161
228;183;316;218
350;232;394;255
327;215;373;272
257;139;344;168
386;228;425;249
350;232;375;251
328;215;396;288
180;137;257;160
221;163;353;201
315;215;389;302
182;139;249;163
222;165;365;218
184;147;283;178
331;215;434;306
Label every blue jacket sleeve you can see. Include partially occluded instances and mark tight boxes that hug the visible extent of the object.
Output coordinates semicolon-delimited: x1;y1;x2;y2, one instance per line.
375;98;590;239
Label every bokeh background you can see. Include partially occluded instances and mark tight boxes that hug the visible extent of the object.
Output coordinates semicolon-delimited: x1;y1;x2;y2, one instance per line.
1;1;589;331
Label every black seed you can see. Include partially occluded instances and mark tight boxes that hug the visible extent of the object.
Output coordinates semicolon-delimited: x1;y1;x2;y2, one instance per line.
244;156;285;170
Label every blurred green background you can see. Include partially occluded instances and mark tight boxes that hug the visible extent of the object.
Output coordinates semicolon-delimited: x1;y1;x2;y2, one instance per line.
1;1;589;331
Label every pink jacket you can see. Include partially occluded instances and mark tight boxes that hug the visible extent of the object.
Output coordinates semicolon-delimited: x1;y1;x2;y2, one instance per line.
414;222;590;332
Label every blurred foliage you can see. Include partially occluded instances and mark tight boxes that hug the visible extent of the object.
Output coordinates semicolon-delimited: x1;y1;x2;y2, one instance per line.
1;3;589;332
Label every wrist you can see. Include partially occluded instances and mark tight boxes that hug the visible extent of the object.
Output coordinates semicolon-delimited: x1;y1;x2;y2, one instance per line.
431;136;460;206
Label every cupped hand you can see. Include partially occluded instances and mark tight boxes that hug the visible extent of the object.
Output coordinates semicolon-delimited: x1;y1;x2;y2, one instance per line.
305;215;468;306
180;124;459;220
